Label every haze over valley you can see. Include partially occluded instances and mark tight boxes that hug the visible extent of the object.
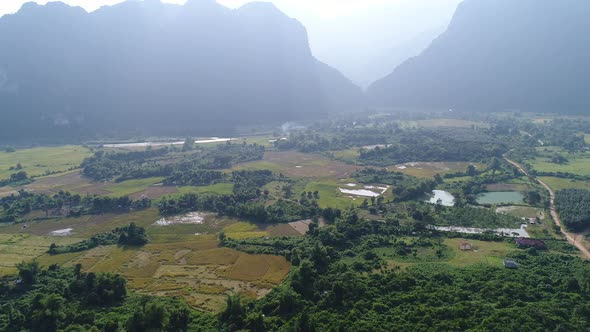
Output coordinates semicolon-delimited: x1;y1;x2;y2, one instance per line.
1;1;590;331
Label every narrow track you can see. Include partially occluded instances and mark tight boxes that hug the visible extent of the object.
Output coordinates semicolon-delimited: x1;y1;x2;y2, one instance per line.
503;155;590;259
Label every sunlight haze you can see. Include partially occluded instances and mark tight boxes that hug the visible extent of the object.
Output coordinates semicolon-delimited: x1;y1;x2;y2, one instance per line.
0;0;461;86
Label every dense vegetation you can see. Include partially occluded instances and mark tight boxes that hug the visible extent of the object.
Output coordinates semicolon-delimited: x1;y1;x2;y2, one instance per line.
221;211;590;331
2;112;590;332
0;263;216;331
82;143;264;182
0;190;151;223
556;189;590;231
0;171;31;187
359;128;506;165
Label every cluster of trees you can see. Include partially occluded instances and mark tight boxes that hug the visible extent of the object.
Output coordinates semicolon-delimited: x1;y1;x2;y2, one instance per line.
527;119;589;152
49;223;148;255
274;125;397;153
555;189;590;231
353;168;437;203
82;147;171;181
359;128;506;165
159;193;320;224
432;205;522;229
0;171;30;187
0;190;150;223
232;170;274;200
81;143;265;184
0;263;216;331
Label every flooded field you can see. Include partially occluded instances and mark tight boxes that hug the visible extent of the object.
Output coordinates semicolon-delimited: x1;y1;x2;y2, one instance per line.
431;224;530;238
103;137;233;148
154;212;209;226
339;185;389;197
428;190;455;206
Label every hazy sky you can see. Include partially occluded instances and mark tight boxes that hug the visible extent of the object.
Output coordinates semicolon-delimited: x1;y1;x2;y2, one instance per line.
0;0;462;85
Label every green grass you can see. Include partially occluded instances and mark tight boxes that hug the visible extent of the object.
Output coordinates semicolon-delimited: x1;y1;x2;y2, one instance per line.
530;156;590;176
0;145;91;179
177;183;234;195
395;162;486;178
232;161;285;173
0;209;160;239
304;180;358;210
495;206;540;219
538;176;590;191
331;149;360;162
442;238;515;268
104;177;165;197
584;134;590;144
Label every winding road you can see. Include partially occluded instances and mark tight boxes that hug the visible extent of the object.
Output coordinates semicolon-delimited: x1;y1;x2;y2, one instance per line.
504;155;590;259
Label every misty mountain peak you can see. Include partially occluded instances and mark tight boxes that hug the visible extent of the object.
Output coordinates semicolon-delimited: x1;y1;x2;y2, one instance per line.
0;0;361;141
367;0;590;112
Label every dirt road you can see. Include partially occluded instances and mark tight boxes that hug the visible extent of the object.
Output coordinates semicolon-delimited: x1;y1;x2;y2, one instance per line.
504;155;590;259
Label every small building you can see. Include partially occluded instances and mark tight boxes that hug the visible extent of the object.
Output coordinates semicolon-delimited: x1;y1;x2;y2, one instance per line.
515;238;546;248
504;259;519;269
459;242;472;251
528;218;537;224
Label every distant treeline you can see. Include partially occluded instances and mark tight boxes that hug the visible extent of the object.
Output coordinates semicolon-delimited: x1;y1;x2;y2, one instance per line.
359;128;506;165
81;143;265;184
0;190;151;223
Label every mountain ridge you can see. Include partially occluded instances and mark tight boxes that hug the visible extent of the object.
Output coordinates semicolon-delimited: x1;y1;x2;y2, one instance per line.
367;0;590;113
0;0;362;142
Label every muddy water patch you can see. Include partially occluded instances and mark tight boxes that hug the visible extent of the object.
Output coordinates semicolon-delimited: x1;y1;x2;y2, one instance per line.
339;185;389;197
50;228;74;236
428;190;455;207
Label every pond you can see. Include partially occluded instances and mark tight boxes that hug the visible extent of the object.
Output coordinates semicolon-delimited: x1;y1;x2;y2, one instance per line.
154;212;208;226
477;191;524;205
431;224;530;238
339;185;389;197
428;190;455;207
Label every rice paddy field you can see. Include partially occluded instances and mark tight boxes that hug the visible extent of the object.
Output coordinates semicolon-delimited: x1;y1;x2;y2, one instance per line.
0;209;293;311
1;140;586;315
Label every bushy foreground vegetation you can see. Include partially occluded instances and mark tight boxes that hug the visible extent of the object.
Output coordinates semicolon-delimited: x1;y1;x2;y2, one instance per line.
0;263;216;332
0;190;151;223
220;211;590;331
